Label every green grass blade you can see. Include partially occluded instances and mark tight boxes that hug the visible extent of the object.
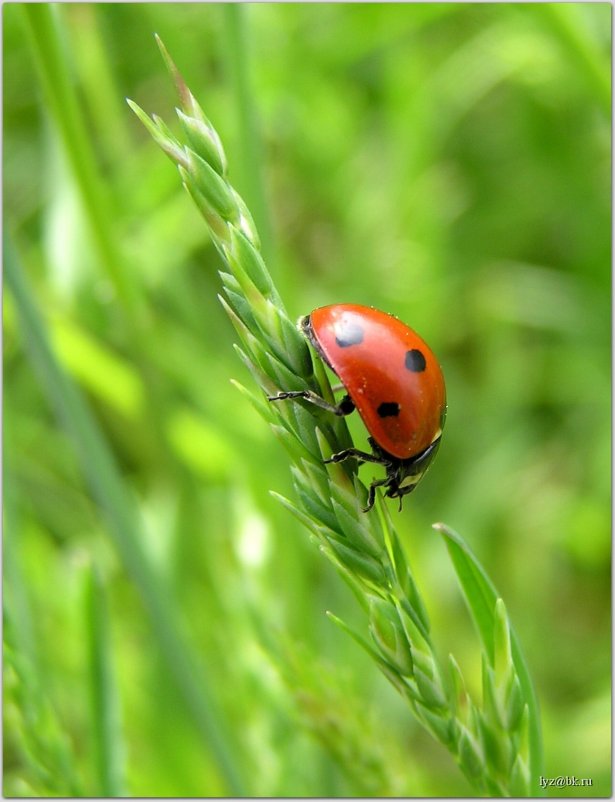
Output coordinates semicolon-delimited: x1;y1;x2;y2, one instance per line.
21;3;138;313
433;523;544;796
84;564;126;797
22;6;184;481
4;235;246;796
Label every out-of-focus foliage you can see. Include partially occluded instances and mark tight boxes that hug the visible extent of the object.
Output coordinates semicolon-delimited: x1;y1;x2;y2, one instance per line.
3;3;610;797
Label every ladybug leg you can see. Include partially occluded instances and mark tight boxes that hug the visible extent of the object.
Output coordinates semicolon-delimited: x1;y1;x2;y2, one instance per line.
268;390;355;417
363;477;390;512
324;448;391;467
325;450;391;512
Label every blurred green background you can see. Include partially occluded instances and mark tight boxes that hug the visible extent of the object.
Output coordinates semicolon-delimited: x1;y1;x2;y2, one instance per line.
3;3;610;797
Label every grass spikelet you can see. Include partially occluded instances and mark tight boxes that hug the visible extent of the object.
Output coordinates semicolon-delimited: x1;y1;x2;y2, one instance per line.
128;39;543;796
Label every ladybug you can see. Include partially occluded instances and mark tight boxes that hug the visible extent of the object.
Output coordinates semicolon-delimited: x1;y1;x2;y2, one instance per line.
269;304;446;511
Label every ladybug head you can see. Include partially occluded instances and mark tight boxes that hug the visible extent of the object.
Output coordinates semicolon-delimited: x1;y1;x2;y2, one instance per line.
384;437;442;510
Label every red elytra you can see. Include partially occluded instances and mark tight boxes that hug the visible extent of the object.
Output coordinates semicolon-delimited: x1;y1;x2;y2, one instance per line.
306;304;446;460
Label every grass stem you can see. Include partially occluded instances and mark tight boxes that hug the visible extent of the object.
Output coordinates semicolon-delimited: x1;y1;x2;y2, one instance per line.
85;563;126;796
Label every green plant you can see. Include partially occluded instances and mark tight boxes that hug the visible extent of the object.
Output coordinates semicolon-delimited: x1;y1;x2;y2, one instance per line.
128;37;544;796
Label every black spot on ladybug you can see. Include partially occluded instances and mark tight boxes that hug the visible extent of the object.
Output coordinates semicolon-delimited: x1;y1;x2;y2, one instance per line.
377;401;400;418
405;349;426;372
335;321;364;348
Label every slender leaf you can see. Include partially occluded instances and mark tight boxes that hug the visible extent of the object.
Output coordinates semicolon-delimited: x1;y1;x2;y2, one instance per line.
84;564;126;796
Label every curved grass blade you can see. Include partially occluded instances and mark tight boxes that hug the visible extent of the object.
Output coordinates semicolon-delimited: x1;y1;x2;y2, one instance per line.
4;235;246;796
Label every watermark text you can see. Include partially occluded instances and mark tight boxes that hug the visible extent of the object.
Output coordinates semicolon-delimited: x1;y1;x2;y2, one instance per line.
539;776;593;789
